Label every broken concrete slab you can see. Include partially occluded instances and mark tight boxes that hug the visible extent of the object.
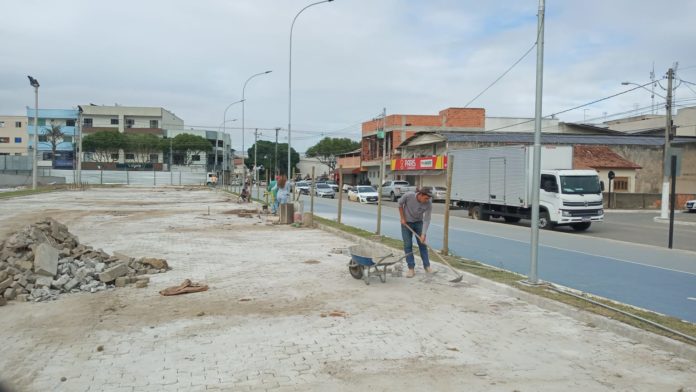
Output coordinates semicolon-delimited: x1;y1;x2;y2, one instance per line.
34;243;60;277
99;263;128;283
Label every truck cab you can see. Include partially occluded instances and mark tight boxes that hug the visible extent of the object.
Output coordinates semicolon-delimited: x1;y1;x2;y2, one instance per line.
539;169;604;230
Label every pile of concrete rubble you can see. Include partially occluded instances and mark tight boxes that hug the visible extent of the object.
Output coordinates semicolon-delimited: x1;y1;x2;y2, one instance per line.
0;218;169;305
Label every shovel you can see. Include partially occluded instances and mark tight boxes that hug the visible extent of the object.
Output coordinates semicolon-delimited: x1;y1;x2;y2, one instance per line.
402;223;464;283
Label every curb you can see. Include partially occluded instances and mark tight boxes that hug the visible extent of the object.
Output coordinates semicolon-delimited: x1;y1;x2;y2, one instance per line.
315;221;696;362
653;217;696;227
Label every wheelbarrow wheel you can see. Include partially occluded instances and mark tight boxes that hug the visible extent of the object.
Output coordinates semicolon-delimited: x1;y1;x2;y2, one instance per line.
349;263;364;279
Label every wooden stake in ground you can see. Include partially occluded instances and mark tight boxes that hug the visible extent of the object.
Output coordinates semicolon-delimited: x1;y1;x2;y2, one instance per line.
337;165;344;224
443;155;454;256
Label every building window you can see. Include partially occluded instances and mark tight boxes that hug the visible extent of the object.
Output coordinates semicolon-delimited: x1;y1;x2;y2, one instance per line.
42;152;53;160
111;153;119;161
66;119;76;127
150;120;158;128
83;118;93;126
63;136;73;143
111;118;119;125
0;121;5;127
149;154;158;163
125;153;135;160
38;119;46;126
192;155;201;162
126;119;134;128
15;121;22;127
15;137;22;143
0;137;9;143
614;177;629;191
38;135;48;142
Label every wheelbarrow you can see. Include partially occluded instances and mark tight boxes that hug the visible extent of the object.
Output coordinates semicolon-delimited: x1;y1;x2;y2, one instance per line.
347;244;410;285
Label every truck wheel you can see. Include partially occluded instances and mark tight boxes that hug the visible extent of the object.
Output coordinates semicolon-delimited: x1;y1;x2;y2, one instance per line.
571;222;591;231
391;192;397;202
539;211;554;230
504;216;521;223
471;205;489;221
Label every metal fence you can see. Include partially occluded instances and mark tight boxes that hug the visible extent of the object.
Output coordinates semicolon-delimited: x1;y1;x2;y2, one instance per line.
0;155;32;171
36;169;208;186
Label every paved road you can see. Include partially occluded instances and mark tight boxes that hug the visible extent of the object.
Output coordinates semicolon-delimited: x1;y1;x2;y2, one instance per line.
302;194;696;323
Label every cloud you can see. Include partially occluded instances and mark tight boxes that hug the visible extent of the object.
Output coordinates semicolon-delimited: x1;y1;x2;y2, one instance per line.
2;0;696;152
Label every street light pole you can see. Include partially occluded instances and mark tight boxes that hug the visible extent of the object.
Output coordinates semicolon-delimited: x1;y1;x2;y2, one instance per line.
242;70;272;187
222;99;245;188
288;0;334;179
28;76;40;190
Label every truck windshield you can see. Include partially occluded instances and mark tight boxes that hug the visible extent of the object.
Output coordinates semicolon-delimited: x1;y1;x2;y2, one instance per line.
559;176;601;195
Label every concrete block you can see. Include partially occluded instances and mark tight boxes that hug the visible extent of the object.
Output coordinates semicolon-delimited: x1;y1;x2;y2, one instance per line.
16;260;33;271
33;243;59;277
64;278;80;291
4;288;16;300
0;270;7;281
0;297;6;306
114;277;127;287
16;294;29;302
51;275;70;289
135;280;148;288
113;252;134;263
99;263;128;283
35;276;53;288
0;277;13;291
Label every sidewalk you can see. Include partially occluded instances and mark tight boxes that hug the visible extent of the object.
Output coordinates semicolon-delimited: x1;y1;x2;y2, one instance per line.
0;188;694;391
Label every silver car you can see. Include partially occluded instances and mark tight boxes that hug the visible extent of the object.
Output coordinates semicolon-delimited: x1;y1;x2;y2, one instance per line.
422;186;448;201
315;183;335;198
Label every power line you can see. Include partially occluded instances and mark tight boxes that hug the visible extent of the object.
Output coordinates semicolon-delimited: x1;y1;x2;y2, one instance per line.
464;42;537;108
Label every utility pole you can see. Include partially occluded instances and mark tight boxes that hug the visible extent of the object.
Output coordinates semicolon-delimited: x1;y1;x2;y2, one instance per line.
527;0;545;285
376;107;387;235
660;68;674;220
254;129;259;186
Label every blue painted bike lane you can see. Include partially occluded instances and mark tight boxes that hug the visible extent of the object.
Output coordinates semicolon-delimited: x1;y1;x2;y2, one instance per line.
313;201;696;323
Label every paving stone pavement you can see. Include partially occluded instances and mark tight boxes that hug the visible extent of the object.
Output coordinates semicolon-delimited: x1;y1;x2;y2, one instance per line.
0;187;695;392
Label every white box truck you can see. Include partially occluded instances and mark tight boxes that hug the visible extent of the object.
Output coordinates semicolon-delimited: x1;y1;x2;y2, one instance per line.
450;145;604;231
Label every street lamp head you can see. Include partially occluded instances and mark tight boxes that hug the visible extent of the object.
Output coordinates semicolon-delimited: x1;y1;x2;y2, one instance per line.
27;75;40;88
264;70;272;74
621;82;630;85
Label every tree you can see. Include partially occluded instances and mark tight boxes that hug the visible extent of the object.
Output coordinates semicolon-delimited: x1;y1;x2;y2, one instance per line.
171;133;212;166
305;137;360;173
124;133;162;164
82;131;126;162
245;140;299;178
43;123;64;167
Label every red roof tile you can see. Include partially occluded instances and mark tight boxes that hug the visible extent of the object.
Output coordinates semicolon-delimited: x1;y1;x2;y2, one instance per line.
573;145;641;169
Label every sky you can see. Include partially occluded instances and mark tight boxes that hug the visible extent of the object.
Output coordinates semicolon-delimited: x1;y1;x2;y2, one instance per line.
2;0;696;153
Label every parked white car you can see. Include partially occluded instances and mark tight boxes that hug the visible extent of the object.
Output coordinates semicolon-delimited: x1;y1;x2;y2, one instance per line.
685;199;696;212
348;186;379;204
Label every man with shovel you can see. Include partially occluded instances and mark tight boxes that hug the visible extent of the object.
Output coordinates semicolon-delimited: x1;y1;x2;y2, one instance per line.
399;187;433;278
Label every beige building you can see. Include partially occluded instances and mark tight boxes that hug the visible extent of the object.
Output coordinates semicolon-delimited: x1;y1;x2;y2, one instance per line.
79;105;184;167
604;106;696;137
0;115;28;156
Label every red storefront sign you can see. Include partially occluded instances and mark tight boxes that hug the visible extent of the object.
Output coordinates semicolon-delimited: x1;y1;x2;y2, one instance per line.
391;156;447;171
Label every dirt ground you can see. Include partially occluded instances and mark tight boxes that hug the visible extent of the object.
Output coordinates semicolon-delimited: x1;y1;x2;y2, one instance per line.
0;187;695;392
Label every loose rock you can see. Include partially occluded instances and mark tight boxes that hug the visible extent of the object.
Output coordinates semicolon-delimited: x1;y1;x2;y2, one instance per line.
0;218;171;304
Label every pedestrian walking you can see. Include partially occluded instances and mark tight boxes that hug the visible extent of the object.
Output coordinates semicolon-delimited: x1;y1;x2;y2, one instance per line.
398;187;433;278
